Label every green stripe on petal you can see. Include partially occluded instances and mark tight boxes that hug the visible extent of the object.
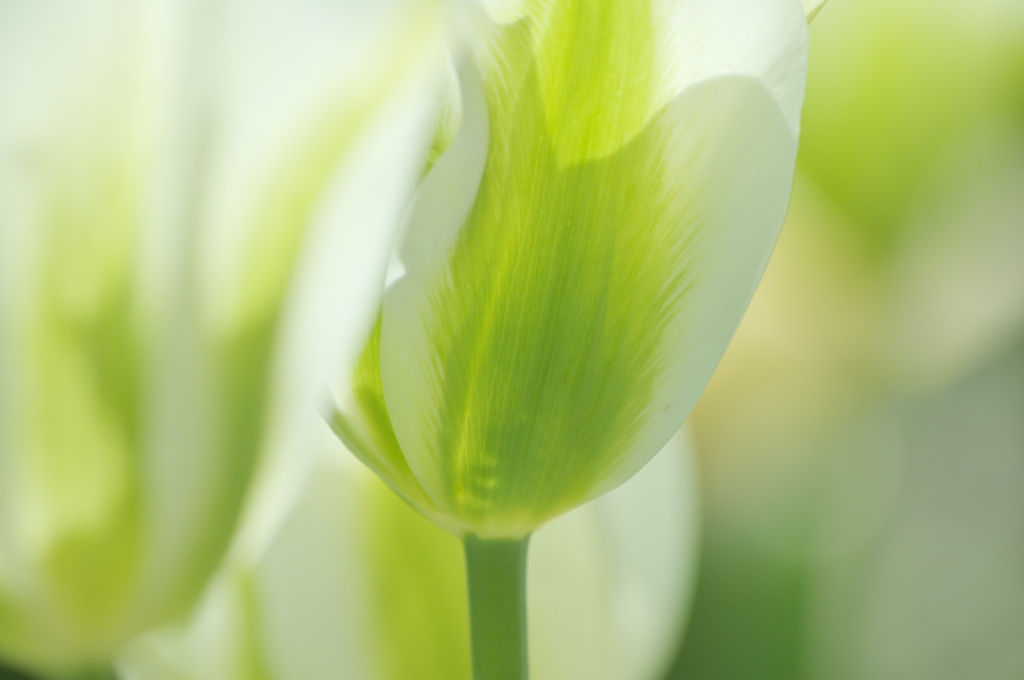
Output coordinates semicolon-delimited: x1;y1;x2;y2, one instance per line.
378;2;804;537
14;55;148;647
328;317;439;521
529;0;661;164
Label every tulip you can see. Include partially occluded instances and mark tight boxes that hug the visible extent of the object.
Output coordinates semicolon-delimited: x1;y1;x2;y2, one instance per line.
0;0;441;675
116;426;698;680
330;0;808;675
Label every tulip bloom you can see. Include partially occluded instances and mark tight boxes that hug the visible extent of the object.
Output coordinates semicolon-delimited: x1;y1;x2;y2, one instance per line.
330;0;809;675
335;0;808;537
0;0;439;675
117;427;698;680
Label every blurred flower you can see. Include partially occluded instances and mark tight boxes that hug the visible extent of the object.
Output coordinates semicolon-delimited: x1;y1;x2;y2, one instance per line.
804;342;1024;680
117;426;699;680
799;0;1024;260
330;0;809;539
671;0;1024;674
0;0;441;674
686;0;1024;539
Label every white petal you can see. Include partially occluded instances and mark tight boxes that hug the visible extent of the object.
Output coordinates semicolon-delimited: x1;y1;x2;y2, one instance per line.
478;0;532;24
529;428;700;680
197;0;445;339
651;0;808;134
375;58;492;519
584;74;798;500
234;70;442;564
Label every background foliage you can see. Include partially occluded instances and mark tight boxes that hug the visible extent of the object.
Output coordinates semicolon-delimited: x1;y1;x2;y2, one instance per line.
669;0;1024;677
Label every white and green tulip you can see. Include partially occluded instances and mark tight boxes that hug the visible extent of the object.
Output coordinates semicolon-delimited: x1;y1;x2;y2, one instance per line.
332;0;809;538
327;2;810;675
0;0;441;675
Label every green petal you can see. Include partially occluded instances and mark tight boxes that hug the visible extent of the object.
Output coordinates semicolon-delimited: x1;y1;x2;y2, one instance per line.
379;1;805;536
328;317;442;526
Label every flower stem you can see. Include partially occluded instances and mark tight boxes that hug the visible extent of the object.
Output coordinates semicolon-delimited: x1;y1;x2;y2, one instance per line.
463;534;530;680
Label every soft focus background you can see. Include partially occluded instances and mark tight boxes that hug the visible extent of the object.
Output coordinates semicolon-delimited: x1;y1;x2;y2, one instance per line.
667;0;1024;677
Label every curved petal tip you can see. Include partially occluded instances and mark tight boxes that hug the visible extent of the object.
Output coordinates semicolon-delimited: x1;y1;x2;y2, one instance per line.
804;0;827;22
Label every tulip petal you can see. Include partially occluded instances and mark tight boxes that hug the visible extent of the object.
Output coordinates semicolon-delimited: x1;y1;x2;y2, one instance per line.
198;0;444;340
0;0;444;670
803;0;827;22
651;0;808;134
132;0;445;621
327;317;444;528
529;427;699;680
378;1;803;537
0;0;155;665
327;57;492;531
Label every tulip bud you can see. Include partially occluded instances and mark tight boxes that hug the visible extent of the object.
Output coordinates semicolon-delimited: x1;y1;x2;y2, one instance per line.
0;0;440;674
331;0;808;539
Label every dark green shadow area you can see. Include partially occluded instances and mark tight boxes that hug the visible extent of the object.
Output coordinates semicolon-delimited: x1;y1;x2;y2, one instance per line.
0;663;116;680
664;523;809;680
0;662;33;679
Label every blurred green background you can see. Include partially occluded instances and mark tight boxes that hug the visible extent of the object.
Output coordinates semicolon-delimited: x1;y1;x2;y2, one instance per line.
667;0;1024;677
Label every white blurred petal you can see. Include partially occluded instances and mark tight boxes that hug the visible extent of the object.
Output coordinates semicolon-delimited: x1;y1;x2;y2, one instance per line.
530;428;699;680
120;426;699;680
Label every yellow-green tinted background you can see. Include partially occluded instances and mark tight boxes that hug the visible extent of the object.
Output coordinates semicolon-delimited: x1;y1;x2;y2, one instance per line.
667;0;1024;677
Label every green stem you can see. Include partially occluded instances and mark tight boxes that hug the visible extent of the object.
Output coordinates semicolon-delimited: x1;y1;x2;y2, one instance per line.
463;535;530;680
